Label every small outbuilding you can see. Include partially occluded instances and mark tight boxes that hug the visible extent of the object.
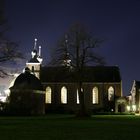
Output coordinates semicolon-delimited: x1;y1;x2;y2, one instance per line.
9;67;45;115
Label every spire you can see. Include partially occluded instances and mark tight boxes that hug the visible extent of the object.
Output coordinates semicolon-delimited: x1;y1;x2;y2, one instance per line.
34;38;37;50
29;38;43;64
63;34;71;67
37;45;43;64
65;34;68;53
31;38;38;58
38;46;41;57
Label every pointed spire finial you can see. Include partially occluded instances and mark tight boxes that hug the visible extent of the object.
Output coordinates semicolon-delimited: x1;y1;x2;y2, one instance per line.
63;34;72;67
65;34;68;43
31;38;38;58
39;45;41;57
34;38;37;50
64;34;69;53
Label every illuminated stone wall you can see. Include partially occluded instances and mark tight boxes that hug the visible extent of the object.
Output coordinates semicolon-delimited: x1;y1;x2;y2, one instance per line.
43;82;122;113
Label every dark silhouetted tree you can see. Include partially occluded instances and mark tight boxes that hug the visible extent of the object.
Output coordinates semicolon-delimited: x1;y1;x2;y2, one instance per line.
0;0;23;77
51;23;105;117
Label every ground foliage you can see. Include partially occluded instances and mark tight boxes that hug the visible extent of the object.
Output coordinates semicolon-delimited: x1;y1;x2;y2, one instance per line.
0;115;139;140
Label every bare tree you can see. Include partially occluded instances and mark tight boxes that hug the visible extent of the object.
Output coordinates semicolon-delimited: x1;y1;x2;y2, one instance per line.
0;0;23;77
51;23;105;117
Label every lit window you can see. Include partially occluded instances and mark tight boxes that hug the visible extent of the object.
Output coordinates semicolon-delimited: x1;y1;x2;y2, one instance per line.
45;87;52;103
132;105;136;112
76;88;83;104
92;87;99;104
77;90;80;104
61;86;67;104
127;105;130;111
108;86;114;101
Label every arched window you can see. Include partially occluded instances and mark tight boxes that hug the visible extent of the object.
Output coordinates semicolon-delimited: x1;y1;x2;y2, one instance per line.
76;90;80;104
76;88;83;104
61;86;67;104
45;87;52;103
108;86;114;101
92;87;99;104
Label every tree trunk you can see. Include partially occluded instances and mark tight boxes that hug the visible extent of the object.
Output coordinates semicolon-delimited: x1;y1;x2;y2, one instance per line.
76;70;91;118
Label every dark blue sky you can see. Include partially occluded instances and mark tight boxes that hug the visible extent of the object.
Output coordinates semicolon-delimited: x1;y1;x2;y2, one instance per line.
4;0;140;95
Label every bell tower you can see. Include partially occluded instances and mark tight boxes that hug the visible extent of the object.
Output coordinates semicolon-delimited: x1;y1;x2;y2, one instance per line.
26;38;43;79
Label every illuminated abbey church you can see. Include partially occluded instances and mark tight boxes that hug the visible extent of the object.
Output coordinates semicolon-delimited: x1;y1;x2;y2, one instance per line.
19;38;123;113
5;38;126;115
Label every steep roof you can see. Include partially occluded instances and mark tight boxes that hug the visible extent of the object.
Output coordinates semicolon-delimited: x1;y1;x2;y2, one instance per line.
28;57;40;63
40;66;121;83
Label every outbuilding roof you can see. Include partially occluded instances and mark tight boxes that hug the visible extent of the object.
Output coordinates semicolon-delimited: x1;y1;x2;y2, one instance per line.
11;68;43;90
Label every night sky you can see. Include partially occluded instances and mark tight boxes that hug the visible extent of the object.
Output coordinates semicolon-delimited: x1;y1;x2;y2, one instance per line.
3;0;140;95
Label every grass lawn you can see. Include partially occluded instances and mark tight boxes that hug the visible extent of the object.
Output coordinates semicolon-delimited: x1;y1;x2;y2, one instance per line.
0;114;140;140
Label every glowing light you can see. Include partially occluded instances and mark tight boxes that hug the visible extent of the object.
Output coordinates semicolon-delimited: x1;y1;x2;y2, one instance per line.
45;87;51;103
31;51;37;58
4;89;10;95
76;88;83;104
38;46;42;57
61;86;67;104
14;73;19;77
111;109;114;112
37;57;43;64
0;95;7;102
92;87;98;104
127;105;130;111
76;90;79;104
108;86;114;101
132;105;136;111
34;38;37;50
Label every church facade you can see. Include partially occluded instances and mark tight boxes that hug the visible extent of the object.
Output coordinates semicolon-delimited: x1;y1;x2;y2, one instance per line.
25;39;123;113
40;66;122;113
128;80;140;113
